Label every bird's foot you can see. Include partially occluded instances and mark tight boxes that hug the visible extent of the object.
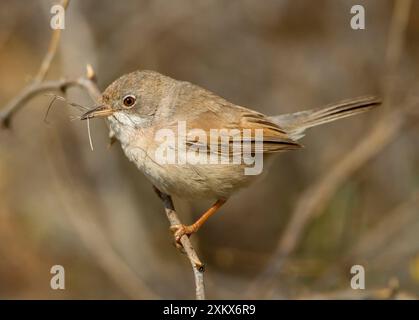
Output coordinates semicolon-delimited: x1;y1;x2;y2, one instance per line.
170;224;197;244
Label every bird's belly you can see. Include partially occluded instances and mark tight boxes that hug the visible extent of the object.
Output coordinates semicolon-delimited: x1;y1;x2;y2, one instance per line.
144;162;259;200
122;141;265;200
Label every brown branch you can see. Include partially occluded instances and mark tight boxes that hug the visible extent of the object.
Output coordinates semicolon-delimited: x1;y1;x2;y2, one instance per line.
154;188;206;300
0;77;99;127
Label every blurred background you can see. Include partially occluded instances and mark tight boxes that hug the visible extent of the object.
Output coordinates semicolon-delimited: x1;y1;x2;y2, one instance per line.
0;0;418;299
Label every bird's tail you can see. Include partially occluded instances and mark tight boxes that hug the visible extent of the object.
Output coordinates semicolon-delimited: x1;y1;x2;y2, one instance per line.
269;96;381;140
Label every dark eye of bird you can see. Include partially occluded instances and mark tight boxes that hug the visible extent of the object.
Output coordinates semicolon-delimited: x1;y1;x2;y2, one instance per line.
122;95;136;107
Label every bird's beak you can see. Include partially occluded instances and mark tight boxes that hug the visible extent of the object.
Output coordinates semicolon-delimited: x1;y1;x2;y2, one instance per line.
81;105;114;120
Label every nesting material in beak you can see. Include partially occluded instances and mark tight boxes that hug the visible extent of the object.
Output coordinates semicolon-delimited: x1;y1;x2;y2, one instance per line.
81;105;114;120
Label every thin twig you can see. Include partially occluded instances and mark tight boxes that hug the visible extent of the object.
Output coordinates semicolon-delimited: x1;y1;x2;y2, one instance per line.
154;188;206;300
0;78;100;128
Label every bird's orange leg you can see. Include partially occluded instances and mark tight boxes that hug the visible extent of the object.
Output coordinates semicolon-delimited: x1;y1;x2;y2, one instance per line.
170;199;226;242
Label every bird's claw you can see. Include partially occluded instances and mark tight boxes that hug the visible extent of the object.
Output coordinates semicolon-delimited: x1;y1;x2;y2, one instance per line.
170;224;196;244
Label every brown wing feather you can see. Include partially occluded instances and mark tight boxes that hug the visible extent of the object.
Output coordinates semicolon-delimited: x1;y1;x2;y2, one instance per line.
183;107;301;156
168;81;302;155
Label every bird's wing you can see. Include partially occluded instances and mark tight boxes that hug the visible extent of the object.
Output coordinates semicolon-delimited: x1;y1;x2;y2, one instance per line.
167;84;302;155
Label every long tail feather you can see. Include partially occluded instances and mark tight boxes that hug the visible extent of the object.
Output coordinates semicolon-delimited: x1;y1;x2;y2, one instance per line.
269;96;381;140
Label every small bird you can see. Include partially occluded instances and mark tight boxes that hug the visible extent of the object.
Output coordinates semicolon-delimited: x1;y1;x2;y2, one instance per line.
81;70;380;242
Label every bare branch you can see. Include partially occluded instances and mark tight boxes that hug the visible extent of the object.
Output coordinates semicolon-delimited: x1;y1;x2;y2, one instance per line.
154;188;206;300
0;77;100;127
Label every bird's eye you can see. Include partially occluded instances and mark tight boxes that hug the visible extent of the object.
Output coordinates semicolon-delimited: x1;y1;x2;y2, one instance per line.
122;95;136;108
